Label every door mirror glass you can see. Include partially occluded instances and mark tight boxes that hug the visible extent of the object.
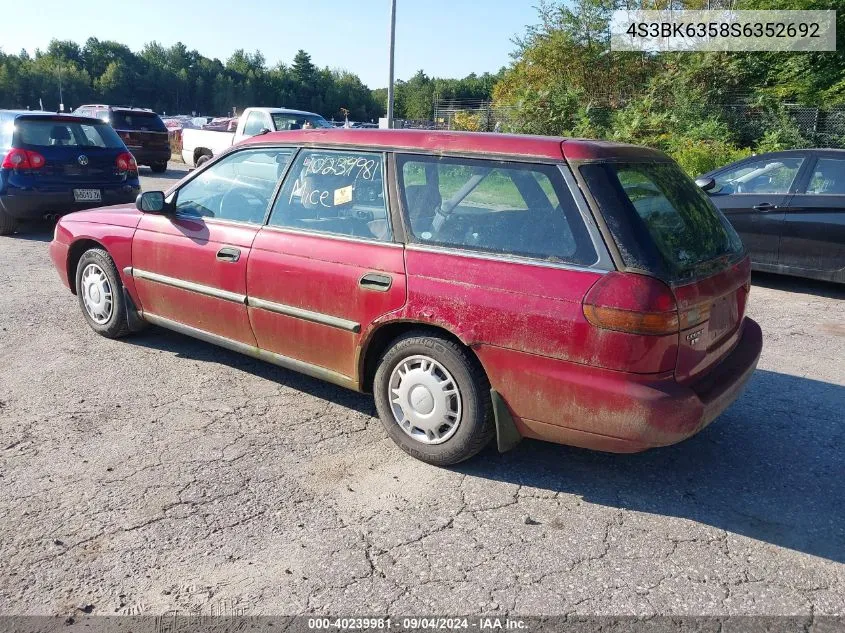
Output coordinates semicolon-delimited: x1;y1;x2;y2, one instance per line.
695;177;717;192
136;191;166;213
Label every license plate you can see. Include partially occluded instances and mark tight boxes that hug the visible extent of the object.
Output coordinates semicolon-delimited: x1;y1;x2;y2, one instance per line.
73;189;102;202
710;296;739;335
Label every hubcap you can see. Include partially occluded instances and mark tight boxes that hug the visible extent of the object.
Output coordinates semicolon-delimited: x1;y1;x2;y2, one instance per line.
388;355;462;445
80;263;113;325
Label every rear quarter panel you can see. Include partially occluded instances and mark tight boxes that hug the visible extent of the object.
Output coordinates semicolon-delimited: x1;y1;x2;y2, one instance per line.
392;248;680;439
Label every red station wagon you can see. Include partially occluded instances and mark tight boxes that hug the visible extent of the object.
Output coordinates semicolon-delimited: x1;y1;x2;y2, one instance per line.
49;130;763;466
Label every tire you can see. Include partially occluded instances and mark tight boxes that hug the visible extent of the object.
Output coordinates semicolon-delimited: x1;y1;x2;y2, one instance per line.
195;154;211;169
373;331;494;466
0;209;16;236
74;248;132;339
150;162;168;174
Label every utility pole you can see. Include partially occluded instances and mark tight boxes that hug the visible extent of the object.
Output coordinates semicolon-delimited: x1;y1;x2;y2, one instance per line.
57;64;64;112
386;0;397;129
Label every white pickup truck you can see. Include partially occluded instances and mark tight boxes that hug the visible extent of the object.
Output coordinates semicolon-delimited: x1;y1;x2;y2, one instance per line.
180;107;333;168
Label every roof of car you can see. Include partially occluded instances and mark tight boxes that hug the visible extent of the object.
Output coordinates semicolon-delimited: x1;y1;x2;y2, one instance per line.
1;109;55;117
241;129;664;160
248;107;325;117
77;104;151;110
1;111;102;122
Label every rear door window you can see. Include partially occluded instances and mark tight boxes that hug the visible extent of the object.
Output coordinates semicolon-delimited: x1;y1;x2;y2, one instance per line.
269;149;390;241
13;119;124;148
580;161;744;281
110;111;167;133
397;154;596;266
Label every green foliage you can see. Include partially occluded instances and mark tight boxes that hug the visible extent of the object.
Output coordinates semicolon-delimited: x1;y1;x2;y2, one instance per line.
388;69;504;121
452;110;483;131
668;139;752;177
494;0;845;174
0;40;384;121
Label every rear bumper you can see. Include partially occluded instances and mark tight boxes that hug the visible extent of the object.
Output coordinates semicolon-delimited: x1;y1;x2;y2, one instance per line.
129;148;171;166
0;184;140;220
482;318;763;453
688;317;762;428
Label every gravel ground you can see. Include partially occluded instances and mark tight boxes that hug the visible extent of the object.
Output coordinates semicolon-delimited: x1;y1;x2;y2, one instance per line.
0;163;843;617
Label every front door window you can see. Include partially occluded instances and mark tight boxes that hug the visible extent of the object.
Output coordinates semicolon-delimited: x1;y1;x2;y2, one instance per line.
175;148;294;224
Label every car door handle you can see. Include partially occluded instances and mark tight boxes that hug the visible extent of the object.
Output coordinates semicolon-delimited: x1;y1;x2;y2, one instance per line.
359;273;392;292
753;202;775;212
216;247;241;263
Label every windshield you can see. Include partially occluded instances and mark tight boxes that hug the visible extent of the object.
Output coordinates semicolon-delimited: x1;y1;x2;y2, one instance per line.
581;161;744;282
14;119;125;149
271;113;332;130
110;111;168;133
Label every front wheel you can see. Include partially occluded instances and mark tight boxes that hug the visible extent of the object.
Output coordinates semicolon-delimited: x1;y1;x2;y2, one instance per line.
373;332;494;466
150;162;168;174
75;248;132;339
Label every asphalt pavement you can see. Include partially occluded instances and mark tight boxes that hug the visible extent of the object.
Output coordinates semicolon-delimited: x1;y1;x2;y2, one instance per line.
0;162;843;616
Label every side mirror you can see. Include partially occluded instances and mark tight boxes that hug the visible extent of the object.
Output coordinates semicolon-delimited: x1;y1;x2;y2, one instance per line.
258;127;271;135
695;177;717;192
136;191;166;213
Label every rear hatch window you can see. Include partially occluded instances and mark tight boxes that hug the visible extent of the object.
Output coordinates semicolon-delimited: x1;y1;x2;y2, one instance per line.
12;117;128;184
110;111;169;150
14;118;124;149
580;160;749;383
580;160;744;283
110;111;168;133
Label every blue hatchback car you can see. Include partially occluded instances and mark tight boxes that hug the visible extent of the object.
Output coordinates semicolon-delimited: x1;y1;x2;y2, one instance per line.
0;111;141;235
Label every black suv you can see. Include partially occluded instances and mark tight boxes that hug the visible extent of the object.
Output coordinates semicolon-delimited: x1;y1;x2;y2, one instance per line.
73;105;171;173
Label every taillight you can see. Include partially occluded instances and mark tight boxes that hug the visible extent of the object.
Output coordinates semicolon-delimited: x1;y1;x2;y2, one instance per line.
2;148;46;170
116;152;137;173
583;272;679;336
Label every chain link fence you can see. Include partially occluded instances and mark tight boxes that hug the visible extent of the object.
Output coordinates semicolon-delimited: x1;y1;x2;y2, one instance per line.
417;98;845;148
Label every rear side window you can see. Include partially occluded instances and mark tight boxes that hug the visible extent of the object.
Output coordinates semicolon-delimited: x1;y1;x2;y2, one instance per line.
13;119;125;149
580;161;744;282
397;155;597;265
110;111;167;133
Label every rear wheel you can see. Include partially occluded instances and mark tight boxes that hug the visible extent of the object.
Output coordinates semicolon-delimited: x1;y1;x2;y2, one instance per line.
75;248;131;339
150;162;168;174
373;332;494;466
195;154;211;169
0;209;16;236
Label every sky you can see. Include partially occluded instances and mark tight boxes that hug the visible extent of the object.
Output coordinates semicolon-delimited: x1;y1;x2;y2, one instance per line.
2;1;540;88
